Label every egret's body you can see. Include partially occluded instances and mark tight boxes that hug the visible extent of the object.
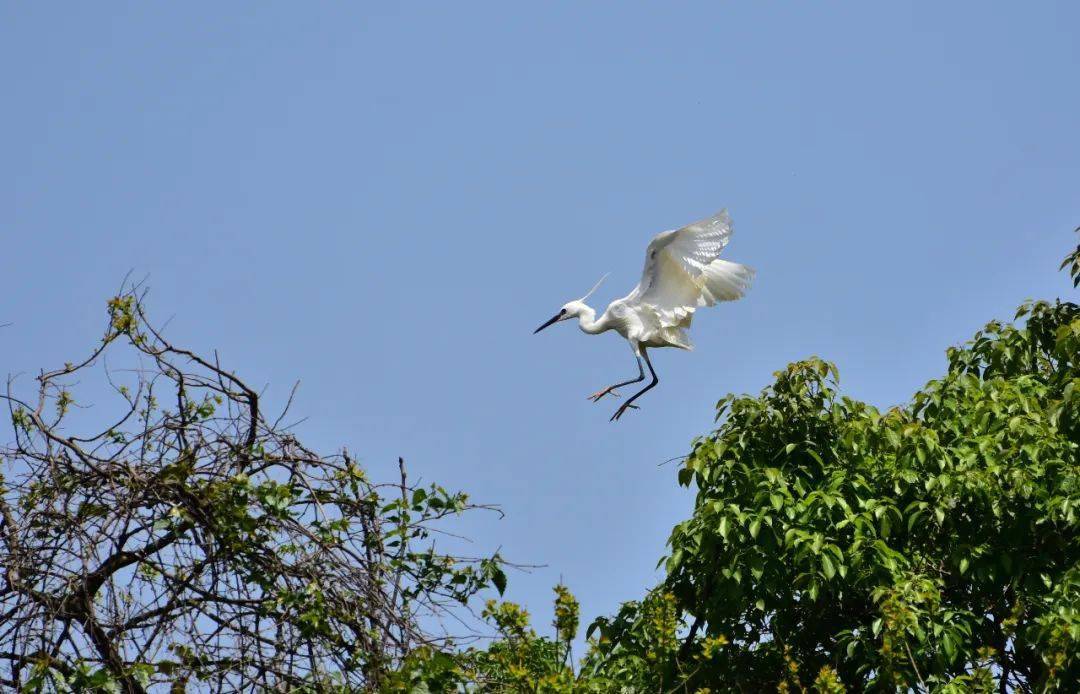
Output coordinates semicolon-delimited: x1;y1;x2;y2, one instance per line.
534;210;754;420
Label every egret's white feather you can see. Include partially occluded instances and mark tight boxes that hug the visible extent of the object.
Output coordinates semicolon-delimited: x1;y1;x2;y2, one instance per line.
626;210;754;334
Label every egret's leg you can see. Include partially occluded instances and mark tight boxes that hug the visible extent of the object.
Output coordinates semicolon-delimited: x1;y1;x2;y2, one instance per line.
588;357;644;402
611;349;658;421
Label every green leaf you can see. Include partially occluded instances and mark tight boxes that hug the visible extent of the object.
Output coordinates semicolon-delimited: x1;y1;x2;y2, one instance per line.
907;509;924;532
489;566;507;596
821;554;836;579
942;632;957;663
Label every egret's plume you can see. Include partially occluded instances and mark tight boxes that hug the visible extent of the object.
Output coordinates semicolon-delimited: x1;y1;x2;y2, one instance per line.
581;273;609;302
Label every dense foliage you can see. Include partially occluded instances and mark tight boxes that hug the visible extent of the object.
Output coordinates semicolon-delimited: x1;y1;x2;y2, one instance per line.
655;297;1078;690
0;291;506;692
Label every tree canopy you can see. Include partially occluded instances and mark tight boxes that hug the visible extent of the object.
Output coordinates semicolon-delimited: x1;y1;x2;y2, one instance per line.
653;295;1079;690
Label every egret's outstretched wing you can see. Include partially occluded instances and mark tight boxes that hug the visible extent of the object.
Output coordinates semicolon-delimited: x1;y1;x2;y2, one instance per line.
628;210;754;329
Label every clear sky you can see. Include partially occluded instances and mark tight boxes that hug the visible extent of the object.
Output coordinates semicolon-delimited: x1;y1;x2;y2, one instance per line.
4;2;1078;644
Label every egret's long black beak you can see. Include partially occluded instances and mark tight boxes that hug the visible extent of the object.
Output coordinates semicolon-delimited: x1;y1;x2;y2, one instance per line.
533;313;562;334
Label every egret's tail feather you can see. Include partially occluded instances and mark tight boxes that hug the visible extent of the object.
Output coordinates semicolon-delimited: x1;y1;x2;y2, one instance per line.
699;259;755;305
662;327;694;350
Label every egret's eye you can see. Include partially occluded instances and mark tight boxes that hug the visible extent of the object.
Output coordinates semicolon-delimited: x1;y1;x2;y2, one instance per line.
559;309;567;315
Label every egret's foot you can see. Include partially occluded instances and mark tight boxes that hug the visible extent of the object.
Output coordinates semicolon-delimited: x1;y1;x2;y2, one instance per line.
588;386;623;402
610;402;640;421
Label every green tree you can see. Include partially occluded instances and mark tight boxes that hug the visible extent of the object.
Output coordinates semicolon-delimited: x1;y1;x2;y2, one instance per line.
586;253;1079;690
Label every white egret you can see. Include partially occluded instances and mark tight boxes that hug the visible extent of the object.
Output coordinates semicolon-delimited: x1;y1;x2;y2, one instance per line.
533;210;755;421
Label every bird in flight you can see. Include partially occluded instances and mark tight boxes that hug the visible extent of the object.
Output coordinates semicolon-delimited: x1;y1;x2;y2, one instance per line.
534;210;754;421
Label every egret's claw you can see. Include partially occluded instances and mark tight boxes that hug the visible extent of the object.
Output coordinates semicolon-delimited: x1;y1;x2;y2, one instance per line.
588;387;623;402
610;403;640;421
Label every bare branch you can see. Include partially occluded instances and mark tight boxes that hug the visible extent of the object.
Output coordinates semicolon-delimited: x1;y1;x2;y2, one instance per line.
0;287;506;691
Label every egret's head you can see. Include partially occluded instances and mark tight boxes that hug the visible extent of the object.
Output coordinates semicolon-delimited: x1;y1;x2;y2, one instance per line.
532;274;608;335
532;301;583;334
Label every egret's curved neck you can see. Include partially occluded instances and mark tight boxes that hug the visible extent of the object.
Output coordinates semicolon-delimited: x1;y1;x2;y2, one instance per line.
576;304;608;335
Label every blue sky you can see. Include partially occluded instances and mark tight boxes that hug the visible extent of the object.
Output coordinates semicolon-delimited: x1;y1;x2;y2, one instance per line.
4;2;1078;645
